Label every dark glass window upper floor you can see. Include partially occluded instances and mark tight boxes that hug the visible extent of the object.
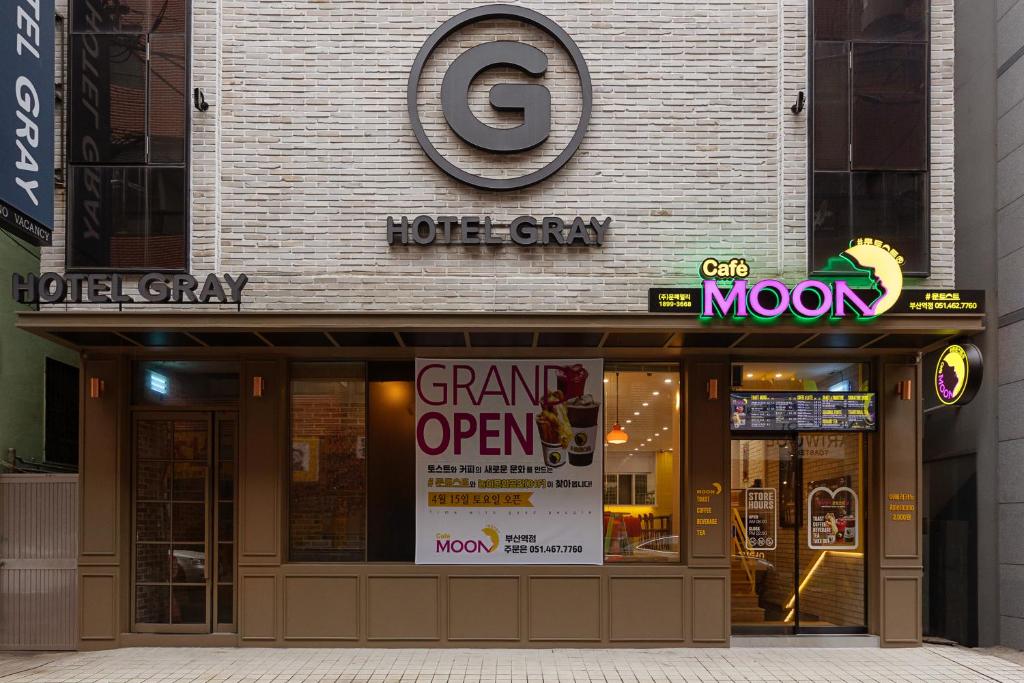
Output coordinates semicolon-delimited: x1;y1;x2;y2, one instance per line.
68;0;189;271
810;0;930;276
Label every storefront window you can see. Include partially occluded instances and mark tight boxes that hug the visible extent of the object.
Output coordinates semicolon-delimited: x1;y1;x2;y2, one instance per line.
603;365;680;562
288;363;367;562
810;0;930;275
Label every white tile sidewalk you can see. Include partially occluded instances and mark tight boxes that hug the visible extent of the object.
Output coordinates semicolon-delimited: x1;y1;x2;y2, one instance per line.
1;645;1023;683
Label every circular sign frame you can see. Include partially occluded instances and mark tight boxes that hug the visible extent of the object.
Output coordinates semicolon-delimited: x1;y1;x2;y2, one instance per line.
934;342;983;406
406;4;592;191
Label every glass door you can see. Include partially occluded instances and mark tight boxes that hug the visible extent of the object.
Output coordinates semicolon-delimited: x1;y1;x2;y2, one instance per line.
795;432;865;632
133;412;236;633
730;433;866;634
730;438;798;633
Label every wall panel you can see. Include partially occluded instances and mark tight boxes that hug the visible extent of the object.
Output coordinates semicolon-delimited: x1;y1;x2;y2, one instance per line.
690;573;728;644
881;572;922;646
882;363;922;563
240;574;277;641
448;576;519;641
528;576;601;641
80;359;120;560
687;362;730;565
284;575;359;640
239;361;283;563
608;576;685;642
366;575;440;641
79;570;118;645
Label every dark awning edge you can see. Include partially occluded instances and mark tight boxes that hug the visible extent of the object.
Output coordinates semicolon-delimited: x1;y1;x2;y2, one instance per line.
16;311;985;357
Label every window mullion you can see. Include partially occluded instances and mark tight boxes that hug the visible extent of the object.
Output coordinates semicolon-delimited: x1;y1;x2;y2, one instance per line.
848;43;853;169
145;36;152;164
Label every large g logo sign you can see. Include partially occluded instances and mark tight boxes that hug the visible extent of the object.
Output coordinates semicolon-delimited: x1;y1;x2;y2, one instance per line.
408;5;592;191
442;41;551;153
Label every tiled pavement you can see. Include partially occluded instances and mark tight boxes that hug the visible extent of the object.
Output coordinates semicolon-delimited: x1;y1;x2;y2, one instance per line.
1;646;1023;683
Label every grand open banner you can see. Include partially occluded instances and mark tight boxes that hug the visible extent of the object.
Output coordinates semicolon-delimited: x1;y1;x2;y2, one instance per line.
415;359;604;564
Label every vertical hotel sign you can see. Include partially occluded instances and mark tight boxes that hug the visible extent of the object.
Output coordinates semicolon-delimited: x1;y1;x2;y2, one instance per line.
1;0;54;246
415;359;603;564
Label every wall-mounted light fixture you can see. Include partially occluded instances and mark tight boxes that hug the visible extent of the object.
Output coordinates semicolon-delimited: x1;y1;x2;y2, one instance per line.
88;377;104;399
897;379;913;401
707;378;719;400
193;88;210;112
790;90;805;114
252;375;265;398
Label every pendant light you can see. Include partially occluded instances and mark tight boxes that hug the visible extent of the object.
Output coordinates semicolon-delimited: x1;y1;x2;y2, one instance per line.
606;372;629;445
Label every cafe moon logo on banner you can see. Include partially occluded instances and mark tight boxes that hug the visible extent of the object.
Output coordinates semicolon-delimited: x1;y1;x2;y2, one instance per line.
407;5;592;190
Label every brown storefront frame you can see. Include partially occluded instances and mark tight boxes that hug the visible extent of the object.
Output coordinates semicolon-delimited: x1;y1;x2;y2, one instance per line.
20;310;971;648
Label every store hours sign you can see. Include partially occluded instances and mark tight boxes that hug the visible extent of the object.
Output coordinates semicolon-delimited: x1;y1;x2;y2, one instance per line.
415;359;603;564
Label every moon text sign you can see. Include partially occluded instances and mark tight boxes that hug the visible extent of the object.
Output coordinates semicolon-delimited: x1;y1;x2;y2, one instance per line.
934;343;983;407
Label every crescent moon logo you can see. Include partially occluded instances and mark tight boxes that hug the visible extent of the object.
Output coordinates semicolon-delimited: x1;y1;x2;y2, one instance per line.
842;243;904;316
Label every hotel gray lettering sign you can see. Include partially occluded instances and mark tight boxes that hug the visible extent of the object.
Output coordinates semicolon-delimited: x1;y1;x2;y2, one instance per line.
387;215;609;246
1;0;55;246
12;272;248;305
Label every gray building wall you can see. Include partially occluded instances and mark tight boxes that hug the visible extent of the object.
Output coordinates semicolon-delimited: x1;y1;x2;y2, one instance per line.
926;0;999;648
936;0;1024;651
996;0;1024;651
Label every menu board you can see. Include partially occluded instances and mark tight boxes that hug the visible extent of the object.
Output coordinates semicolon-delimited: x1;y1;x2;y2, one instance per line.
730;392;876;432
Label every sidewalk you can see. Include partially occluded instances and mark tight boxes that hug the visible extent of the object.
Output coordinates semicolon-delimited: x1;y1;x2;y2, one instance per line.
1;645;1024;683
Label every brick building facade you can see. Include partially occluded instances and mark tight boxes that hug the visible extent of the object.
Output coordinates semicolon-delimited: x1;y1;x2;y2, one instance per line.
13;0;991;650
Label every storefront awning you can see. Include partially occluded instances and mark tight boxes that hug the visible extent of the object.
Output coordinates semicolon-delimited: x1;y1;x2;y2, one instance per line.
16;311;985;357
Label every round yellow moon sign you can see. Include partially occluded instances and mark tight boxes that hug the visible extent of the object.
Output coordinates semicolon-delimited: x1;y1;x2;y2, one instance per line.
935;343;982;406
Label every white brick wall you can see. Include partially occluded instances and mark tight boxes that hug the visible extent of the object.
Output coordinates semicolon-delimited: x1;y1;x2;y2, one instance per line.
43;0;956;312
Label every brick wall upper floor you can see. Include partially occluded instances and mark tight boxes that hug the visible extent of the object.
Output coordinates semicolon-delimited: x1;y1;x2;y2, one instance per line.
42;0;956;312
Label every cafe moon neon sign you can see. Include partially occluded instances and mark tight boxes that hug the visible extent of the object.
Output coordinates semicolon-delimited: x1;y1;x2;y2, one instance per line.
699;242;905;321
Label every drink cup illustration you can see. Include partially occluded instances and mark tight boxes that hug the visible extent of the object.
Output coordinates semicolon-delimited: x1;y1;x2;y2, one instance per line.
535;404;568;468
557;364;589;401
566;394;600;466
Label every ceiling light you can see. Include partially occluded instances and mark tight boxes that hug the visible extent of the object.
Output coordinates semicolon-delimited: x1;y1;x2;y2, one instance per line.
634;411;640;416
775;372;783;378
664;378;672;384
603;378;609;383
746;372;753;378
652;391;660;396
605;372;629;445
642;402;649;407
606;424;628;445
626;419;632;424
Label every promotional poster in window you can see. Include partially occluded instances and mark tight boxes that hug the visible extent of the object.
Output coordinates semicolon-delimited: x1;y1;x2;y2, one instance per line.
415;359;604;564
